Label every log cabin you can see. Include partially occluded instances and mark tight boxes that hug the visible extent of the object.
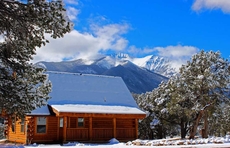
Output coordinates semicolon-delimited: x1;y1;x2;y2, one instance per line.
4;72;146;144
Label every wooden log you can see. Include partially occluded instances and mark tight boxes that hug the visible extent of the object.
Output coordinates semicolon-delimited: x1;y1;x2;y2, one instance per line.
113;118;116;138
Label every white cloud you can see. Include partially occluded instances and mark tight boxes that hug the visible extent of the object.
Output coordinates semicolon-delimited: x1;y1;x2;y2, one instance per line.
154;45;199;58
66;6;80;21
127;46;155;56
154;45;200;70
192;0;230;13
64;0;78;5
32;23;129;63
91;23;129;50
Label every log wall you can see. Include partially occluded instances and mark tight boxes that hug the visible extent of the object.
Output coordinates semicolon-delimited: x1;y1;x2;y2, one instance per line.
7;117;27;144
31;116;58;143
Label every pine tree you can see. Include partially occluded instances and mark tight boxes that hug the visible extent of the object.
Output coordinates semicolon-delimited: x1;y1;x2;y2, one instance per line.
179;50;230;139
137;83;181;139
208;103;230;137
150;78;192;139
0;0;71;117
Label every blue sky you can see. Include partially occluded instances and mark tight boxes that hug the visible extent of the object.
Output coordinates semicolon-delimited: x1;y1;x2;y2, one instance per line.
33;0;230;68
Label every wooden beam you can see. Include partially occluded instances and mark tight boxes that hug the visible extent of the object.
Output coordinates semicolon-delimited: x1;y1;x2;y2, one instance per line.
51;108;60;116
135;119;138;139
68;117;70;128
113;118;116;138
63;116;67;143
89;117;92;141
57;117;60;141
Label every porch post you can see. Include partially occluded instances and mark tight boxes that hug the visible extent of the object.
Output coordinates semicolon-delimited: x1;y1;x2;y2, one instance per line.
63;116;67;142
135;119;138;139
89;117;92;141
113;118;116;138
57;117;60;141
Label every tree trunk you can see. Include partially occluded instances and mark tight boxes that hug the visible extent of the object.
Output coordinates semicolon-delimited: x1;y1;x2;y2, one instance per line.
189;110;204;139
157;125;163;139
150;129;154;139
180;118;187;139
202;110;208;138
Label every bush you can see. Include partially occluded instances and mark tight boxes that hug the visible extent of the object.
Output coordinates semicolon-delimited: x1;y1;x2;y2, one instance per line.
0;123;5;139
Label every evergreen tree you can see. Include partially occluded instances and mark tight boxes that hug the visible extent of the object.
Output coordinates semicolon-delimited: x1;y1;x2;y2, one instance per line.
179;50;230;139
208;103;230;137
0;0;71;117
137;84;181;139
150;78;192;139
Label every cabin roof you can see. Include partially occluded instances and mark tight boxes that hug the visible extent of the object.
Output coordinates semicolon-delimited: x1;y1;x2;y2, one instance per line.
28;71;145;115
47;71;138;107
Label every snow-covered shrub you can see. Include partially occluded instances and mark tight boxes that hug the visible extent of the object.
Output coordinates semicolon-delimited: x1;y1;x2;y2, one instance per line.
0;123;5;139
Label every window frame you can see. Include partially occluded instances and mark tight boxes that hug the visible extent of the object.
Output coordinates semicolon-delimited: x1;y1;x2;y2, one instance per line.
59;117;63;127
20;117;25;133
11;116;16;133
77;117;84;128
36;117;47;134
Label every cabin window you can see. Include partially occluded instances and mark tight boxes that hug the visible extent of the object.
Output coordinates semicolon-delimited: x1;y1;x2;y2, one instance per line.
59;117;63;127
69;117;84;128
59;117;67;127
36;117;46;133
11;116;15;133
20;118;25;133
78;117;84;127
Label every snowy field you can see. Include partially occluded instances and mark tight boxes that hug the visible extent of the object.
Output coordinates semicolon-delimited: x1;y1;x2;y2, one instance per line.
2;137;230;148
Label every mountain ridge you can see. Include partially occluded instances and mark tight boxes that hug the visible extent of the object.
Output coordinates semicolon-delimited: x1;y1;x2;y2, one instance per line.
36;54;174;94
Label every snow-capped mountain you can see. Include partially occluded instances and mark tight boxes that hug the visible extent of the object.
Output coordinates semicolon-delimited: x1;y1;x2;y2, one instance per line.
96;53;177;77
131;55;177;78
36;54;175;93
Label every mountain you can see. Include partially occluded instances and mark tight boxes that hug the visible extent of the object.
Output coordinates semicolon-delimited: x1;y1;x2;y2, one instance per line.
102;60;167;94
36;54;174;94
131;55;176;78
103;53;177;77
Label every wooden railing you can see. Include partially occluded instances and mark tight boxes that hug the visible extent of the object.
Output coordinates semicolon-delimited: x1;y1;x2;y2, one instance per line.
116;128;135;139
66;128;88;141
92;128;113;140
65;127;135;141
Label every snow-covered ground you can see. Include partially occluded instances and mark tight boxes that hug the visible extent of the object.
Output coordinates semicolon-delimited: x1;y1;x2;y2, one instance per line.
2;137;230;148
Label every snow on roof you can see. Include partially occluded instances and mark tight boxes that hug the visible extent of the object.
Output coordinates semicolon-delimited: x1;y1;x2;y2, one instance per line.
51;104;146;114
47;71;138;108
